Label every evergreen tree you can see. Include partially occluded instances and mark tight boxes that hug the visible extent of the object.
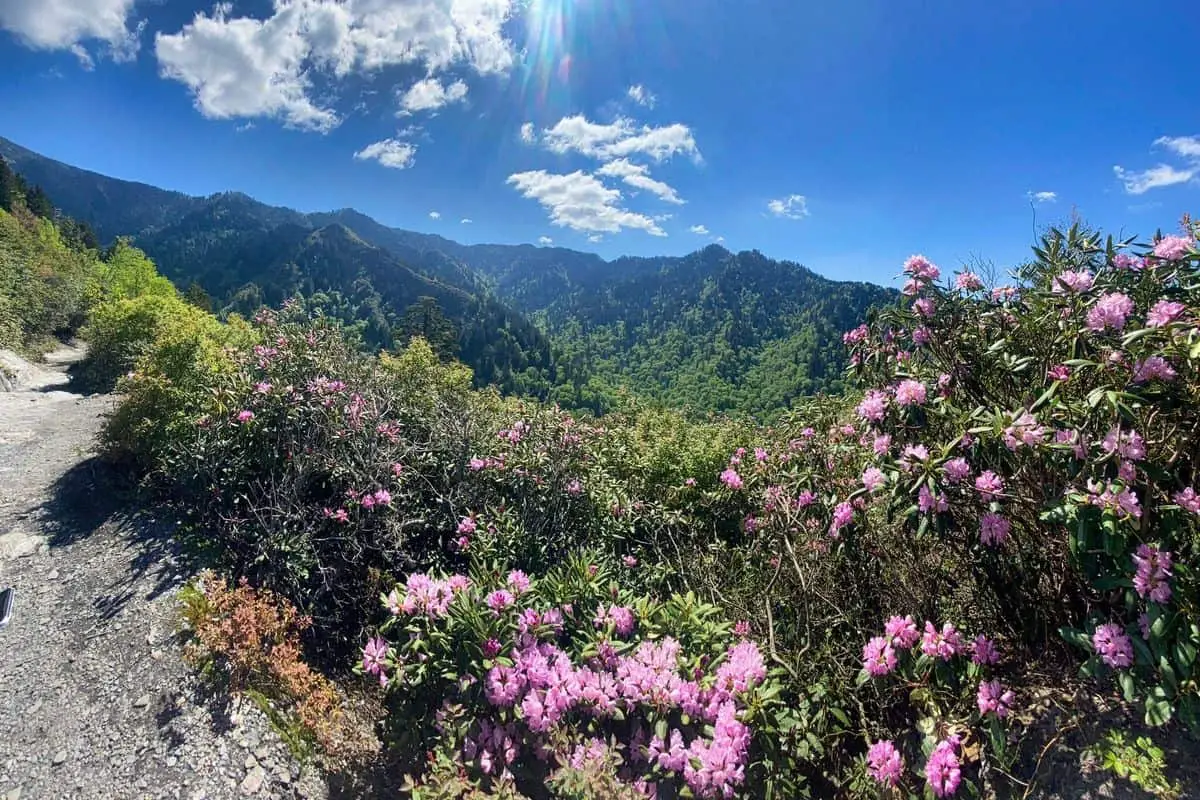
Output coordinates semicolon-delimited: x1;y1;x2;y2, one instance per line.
25;185;54;219
0;156;18;212
184;282;214;312
397;296;459;360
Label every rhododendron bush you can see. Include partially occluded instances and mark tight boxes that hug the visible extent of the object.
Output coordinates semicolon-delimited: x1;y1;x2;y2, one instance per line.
104;218;1200;796
360;553;803;798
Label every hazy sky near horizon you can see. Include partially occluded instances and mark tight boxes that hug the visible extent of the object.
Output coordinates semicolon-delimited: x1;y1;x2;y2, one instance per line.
0;0;1197;285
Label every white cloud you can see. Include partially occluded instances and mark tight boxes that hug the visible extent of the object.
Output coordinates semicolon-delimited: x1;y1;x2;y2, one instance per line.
767;194;810;219
507;170;666;237
353;138;417;169
460;217;472;224
627;84;656;108
0;0;142;64
519;122;536;144
714;236;725;243
689;224;710;235
1029;191;1057;203
596;158;684;204
1155;135;1200;161
538;236;553;245
540;115;700;163
154;0;515;130
587;234;603;243
1113;164;1195;195
429;210;441;219
398;77;468;115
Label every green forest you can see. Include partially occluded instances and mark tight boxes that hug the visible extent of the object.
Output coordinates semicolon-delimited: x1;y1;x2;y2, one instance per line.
0;136;890;416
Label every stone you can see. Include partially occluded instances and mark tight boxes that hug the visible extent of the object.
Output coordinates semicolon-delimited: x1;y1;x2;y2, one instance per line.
51;750;67;766
0;530;44;560
133;694;151;709
239;767;265;796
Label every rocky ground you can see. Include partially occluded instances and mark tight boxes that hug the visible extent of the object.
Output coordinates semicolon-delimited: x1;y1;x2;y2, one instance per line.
0;345;329;800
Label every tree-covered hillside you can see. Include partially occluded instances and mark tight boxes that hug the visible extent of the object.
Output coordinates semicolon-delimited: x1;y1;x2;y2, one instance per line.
0;134;891;414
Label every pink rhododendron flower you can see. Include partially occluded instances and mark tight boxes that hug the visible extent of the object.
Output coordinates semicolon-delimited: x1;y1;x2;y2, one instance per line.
867;740;904;786
1132;544;1173;604
720;469;744;490
924;738;962;798
507;570;532;595
754;447;768;462
894;379;927;407
921;622;963;661
593;604;637;637
372;489;391;506
975;471;1004;500
943;457;972;484
913;326;931;346
1139;613;1152;640
1175;487;1200;514
360;493;376;509
1053;270;1094;293
991;285;1018;302
362;636;389;678
873;434;892;455
901;444;930;470
1093;622;1134;668
913;297;936;318
1086;292;1135;332
885;615;921;649
1153;235;1193;261
829;501;854;536
955;272;983;291
1003;410;1047;451
862;467;886;493
1113;253;1144;270
457;516;477;535
566;478;584;495
977;680;1014;718
843;324;869;344
1146;299;1186;328
236;410;255;423
1101;427;1146;461
972;635;1000;665
918;485;948;513
903;254;941;282
1132;356;1177;383
862;636;897;677
1089;481;1142;519
794;490;817;508
623;555;638;568
684;477;697;487
733;620;751;638
1047;364;1071;381
485;589;515;615
856;390;889;422
979;512;1011;547
469;457;487;470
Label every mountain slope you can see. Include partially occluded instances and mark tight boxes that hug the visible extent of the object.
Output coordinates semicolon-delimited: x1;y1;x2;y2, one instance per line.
0;137;201;239
0;134;892;414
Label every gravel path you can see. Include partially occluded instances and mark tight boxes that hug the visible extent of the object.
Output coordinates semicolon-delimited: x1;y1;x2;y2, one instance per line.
0;346;329;800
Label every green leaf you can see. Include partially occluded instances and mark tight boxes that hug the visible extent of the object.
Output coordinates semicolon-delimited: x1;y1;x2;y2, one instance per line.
1118;670;1136;702
1145;694;1173;727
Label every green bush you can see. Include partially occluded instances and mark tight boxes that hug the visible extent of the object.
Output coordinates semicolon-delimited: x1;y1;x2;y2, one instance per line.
0;206;97;353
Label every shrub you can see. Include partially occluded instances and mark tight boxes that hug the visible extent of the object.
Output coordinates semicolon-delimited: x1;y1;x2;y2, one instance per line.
180;571;372;760
363;552;802;798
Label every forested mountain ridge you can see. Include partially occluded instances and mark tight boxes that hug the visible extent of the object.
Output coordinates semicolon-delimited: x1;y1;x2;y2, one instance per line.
0;134;893;414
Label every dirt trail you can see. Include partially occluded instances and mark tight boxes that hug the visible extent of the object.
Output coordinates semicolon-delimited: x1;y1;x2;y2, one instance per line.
0;346;327;800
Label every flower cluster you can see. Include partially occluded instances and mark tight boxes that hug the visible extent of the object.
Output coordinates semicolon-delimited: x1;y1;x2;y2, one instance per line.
367;565;778;798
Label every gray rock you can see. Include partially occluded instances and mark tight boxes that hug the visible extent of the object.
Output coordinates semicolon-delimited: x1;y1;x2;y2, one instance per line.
133;694;151;709
0;529;44;560
51;751;67;766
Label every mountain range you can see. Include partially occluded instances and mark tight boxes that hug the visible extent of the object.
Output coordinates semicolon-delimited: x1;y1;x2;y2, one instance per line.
0;135;894;415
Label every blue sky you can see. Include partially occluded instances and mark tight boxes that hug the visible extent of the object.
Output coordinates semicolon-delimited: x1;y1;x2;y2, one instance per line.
0;0;1197;287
